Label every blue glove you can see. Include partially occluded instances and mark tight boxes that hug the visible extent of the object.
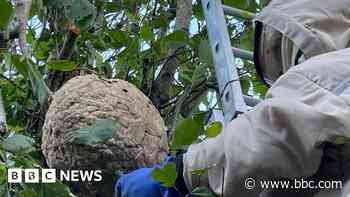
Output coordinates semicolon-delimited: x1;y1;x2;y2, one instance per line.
114;155;188;197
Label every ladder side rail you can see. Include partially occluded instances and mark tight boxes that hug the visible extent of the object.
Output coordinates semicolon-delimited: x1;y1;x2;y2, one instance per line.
201;0;247;124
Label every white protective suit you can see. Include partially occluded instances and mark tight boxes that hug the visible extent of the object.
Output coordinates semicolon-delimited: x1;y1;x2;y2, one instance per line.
182;0;350;196
183;47;350;197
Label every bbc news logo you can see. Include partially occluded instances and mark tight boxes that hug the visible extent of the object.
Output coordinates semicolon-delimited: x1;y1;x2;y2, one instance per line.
8;169;102;183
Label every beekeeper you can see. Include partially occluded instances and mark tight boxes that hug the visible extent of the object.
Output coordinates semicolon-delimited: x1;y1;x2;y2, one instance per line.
115;0;350;196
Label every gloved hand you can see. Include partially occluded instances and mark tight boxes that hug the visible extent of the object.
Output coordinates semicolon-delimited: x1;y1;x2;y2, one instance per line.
114;155;189;197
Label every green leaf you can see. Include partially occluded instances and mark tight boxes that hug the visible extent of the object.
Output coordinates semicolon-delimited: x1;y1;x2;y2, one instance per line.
191;63;208;86
152;14;168;29
0;164;7;185
171;118;201;149
198;39;213;66
0;183;8;197
105;2;121;12
240;76;250;94
47;0;96;30
191;187;217;197
193;3;204;20
28;182;75;197
69;119;121;145
179;66;194;85
206;121;223;138
223;0;258;12
45;0;71;8
193;111;208;128
30;0;44;17
0;0;13;29
259;0;271;8
34;41;50;60
27;63;50;105
0;134;35;154
191;167;209;176
152;163;177;188
335;137;346;145
108;31;130;48
76;14;96;30
140;23;154;41
235;28;254;51
39;183;75;197
68;0;96;26
117;40;139;65
0;186;7;197
19;186;37;197
47;60;77;71
165;30;188;48
10;55;28;78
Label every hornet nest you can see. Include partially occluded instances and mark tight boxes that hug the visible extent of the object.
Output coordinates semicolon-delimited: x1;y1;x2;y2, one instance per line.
42;74;169;196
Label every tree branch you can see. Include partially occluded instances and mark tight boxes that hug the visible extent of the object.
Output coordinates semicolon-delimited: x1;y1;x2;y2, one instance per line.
0;90;7;136
150;0;192;109
46;31;79;92
14;0;32;54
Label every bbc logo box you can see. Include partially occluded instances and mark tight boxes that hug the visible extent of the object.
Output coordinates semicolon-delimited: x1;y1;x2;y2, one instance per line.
8;169;56;183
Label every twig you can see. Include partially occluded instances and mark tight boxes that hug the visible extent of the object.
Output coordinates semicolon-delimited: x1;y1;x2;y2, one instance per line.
59;31;78;59
159;90;183;110
153;47;187;65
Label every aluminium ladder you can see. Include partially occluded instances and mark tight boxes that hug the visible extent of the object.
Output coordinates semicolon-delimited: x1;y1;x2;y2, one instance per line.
201;0;259;125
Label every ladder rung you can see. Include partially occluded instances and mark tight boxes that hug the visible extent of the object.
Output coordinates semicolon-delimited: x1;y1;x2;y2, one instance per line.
232;47;254;60
222;5;256;20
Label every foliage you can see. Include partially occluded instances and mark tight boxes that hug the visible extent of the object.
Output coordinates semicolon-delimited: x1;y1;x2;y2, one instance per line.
0;0;266;196
206;121;222;138
68;119;121;145
152;163;177;188
0;0;13;29
171;117;202;149
0;134;35;154
47;60;77;72
191;187;218;197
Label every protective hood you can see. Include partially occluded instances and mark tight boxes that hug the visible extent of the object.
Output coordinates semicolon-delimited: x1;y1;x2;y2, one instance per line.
254;0;350;85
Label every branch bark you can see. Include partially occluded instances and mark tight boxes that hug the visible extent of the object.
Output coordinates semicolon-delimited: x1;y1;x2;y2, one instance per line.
0;90;7;136
150;0;192;109
46;31;79;92
46;1;106;91
14;0;32;54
